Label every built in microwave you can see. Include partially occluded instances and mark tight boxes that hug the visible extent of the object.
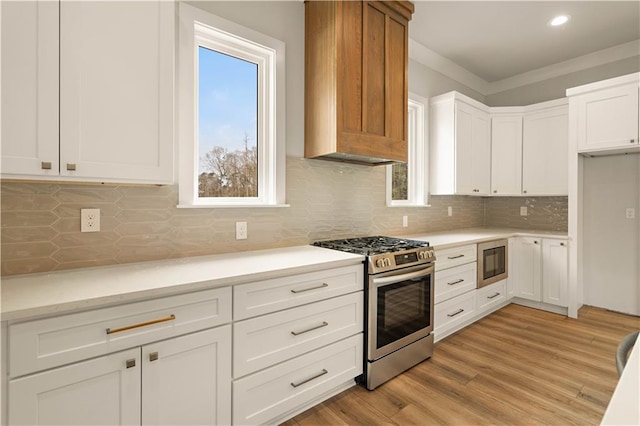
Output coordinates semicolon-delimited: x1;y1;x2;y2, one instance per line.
477;239;508;288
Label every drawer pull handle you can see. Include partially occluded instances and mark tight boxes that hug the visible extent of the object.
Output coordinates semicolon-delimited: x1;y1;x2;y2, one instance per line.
291;283;329;294
447;279;464;286
487;292;501;299
447;254;465;259
106;314;176;335
447;309;464;318
290;369;328;388
291;321;328;336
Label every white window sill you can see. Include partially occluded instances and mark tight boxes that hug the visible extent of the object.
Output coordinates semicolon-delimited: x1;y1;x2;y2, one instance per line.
176;204;290;209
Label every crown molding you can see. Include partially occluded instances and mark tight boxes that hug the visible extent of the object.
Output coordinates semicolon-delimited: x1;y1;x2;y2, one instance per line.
409;38;640;97
408;38;489;95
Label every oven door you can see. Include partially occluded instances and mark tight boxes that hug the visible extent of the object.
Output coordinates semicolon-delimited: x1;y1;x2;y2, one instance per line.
368;264;434;361
477;239;508;288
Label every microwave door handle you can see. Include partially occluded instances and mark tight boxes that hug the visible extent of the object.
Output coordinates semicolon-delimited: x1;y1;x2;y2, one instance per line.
372;267;434;286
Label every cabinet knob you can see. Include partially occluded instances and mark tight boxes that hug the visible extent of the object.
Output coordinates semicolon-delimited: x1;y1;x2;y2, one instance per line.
631;139;636;143
534;240;539;244
493;190;497;194
41;161;52;170
560;242;565;246
149;352;159;362
126;359;136;369
66;163;77;171
523;190;527;194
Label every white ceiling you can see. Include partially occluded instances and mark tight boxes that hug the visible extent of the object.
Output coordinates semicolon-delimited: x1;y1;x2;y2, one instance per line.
409;1;640;83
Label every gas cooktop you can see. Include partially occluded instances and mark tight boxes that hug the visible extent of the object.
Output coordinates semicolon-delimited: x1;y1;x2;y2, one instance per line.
313;236;435;274
313;236;428;255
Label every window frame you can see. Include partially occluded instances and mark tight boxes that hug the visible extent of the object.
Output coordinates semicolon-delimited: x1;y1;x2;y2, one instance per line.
386;93;430;207
177;3;286;208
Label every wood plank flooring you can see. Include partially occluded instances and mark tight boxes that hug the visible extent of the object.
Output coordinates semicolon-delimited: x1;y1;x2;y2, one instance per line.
283;304;640;426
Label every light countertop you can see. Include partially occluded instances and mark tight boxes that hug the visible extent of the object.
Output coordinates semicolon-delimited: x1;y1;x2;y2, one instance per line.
601;334;640;425
0;245;364;322
398;227;568;250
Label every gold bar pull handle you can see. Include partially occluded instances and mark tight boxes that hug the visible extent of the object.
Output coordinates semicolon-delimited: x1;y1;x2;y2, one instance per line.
149;352;159;362
106;314;176;335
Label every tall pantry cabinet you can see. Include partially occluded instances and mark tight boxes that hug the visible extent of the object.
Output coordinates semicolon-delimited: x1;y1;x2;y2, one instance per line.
1;1;174;184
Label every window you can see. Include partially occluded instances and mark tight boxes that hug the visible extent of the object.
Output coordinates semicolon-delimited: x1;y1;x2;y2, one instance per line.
178;3;286;207
386;94;429;206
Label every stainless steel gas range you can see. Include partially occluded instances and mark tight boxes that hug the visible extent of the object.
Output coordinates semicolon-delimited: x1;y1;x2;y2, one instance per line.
313;236;436;390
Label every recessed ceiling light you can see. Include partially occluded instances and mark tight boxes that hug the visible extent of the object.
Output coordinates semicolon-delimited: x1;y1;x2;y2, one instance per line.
549;15;571;27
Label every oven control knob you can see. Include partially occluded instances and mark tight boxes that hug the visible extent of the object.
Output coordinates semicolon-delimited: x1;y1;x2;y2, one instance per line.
376;259;385;268
384;258;391;267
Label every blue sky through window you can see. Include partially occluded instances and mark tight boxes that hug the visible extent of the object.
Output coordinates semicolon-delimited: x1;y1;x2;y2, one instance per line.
198;46;258;174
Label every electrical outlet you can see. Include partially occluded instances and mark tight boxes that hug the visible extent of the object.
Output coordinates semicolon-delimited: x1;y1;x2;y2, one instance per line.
520;206;528;216
81;209;100;232
402;215;408;227
626;208;636;219
448;206;453;217
236;221;247;240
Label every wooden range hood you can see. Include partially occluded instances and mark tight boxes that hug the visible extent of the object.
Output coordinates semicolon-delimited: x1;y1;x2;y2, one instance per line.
304;0;414;165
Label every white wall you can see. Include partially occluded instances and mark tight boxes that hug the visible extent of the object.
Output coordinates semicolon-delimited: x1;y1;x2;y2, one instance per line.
582;155;640;315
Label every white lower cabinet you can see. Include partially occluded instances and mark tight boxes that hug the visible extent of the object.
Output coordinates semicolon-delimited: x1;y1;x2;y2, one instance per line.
233;335;362;425
141;326;232;426
477;281;507;315
434;291;477;337
9;326;231;426
514;237;568;307
7;288;233;426
9;348;141;426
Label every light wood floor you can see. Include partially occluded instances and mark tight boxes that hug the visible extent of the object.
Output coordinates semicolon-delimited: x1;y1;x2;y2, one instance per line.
283;304;640;426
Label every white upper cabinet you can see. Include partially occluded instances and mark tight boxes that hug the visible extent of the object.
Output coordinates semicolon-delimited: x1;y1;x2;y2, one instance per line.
491;114;523;196
430;92;491;196
1;1;175;184
567;73;640;154
1;1;59;177
522;102;569;196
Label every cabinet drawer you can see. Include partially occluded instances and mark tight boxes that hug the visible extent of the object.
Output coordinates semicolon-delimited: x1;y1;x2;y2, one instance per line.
234;265;363;320
233;335;362;426
9;287;231;378
435;262;477;304
435;244;477;271
233;292;363;378
434;291;476;334
477;281;507;314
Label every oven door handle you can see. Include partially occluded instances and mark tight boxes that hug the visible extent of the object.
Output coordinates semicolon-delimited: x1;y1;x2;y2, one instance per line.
372;266;434;287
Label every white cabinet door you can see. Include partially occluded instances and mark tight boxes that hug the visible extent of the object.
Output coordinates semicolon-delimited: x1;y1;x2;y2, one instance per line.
514;237;542;301
576;83;639;152
1;0;59;177
59;1;174;183
491;115;523;196
522;105;568;195
8;348;141;426
142;326;232;426
455;102;491;195
542;239;568;307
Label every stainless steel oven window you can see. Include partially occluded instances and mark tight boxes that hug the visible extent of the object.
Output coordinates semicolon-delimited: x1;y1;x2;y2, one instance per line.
368;265;434;360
